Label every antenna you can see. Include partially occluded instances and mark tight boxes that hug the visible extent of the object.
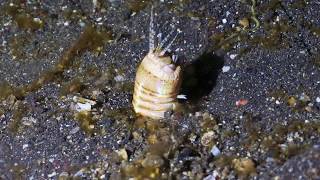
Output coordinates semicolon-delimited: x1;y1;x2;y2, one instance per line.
149;6;155;51
160;29;180;56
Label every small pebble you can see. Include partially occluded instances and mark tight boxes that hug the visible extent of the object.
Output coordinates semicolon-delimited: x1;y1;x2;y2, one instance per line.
203;174;214;180
70;127;80;134
299;50;306;54
48;172;57;178
222;66;230;73
203;170;219;180
22;144;29;150
33;18;42;23
116;148;128;161
49;158;55;163
96;17;102;22
114;75;125;82
201;131;215;146
75;102;91;112
59;172;69;178
222;18;227;24
230;54;237;59
79;21;86;27
287;96;297;107
195;111;201;117
239;18;249;28
299;93;310;102
72;97;96;112
210;145;221;156
236;99;248;106
177;94;187;99
141;154;164;168
232;158;256;176
74;169;84;177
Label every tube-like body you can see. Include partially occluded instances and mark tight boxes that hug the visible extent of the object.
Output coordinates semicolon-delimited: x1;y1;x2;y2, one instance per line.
132;52;182;119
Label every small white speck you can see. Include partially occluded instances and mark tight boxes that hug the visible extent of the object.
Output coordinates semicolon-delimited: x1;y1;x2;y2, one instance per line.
210;145;221;156
114;75;125;82
222;66;230;73
22;144;28;150
49;158;55;163
48;172;57;178
93;0;98;8
275;100;280;104
299;50;306;54
33;18;41;23
72;97;96;112
177;94;187;99
316;97;320;103
79;21;86;27
4;21;11;26
203;170;219;180
287;134;294;142
222;18;227;24
230;54;237;59
2;40;7;46
75;103;91;111
63;21;69;26
70;126;80;134
96;17;102;22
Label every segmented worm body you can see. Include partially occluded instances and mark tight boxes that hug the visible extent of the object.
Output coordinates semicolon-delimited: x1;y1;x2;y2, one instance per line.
132;7;182;119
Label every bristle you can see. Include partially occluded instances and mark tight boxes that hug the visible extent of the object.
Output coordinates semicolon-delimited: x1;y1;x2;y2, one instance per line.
172;54;178;63
149;6;155;51
158;28;175;50
157;33;162;46
159;29;180;56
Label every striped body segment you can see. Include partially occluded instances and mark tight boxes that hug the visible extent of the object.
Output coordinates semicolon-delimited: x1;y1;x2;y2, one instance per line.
132;52;182;119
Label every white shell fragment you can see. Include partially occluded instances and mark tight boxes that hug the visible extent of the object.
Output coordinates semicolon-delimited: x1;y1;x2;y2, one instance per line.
72;96;96;112
210;145;221;156
222;66;230;73
177;94;187;100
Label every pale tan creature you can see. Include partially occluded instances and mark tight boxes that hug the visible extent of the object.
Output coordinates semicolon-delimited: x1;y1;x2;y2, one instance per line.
132;7;182;119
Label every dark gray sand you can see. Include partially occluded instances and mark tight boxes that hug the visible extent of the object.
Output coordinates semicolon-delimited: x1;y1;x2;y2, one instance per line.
0;0;319;179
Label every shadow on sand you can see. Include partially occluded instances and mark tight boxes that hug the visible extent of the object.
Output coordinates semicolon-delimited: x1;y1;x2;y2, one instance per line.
180;52;224;103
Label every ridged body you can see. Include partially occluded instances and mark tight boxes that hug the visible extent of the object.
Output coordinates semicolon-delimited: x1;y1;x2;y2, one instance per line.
132;52;182;119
